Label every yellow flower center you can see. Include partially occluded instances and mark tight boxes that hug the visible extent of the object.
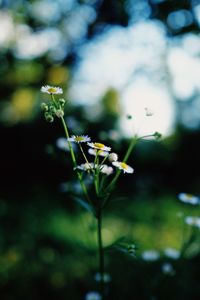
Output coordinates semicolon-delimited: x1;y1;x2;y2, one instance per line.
94;143;105;149
120;162;128;169
48;87;57;93
186;194;193;199
75;136;84;142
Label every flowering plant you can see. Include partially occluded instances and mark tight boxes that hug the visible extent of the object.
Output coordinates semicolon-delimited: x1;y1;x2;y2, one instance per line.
40;85;161;299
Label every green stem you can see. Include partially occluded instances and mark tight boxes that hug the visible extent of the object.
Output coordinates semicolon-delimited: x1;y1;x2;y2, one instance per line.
123;135;138;163
60;116;77;168
106;135;138;192
60;116;92;204
79;143;90;165
97;209;105;299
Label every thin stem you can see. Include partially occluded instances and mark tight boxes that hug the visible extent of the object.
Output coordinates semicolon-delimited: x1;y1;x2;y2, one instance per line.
60;116;77;168
79;144;94;177
99;153;109;167
106;135;138;192
123;134;138;163
97;210;105;299
79;143;90;165
59;116;91;204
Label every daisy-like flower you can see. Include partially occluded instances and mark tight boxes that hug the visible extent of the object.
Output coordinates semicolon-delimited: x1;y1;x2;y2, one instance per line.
85;291;102;300
163;248;180;259
88;148;108;157
68;135;91;143
76;162;94;171
100;165;113;176
41;85;63;95
87;142;111;152
178;193;200;205
141;250;160;261
56;137;76;152
112;161;134;174
185;216;200;228
145;107;154;116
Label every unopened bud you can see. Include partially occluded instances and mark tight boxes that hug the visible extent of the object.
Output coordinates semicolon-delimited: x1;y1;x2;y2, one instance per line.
108;152;118;162
49;105;56;114
154;131;162;140
59;98;66;106
41;103;48;111
45;112;54;123
55;109;64;118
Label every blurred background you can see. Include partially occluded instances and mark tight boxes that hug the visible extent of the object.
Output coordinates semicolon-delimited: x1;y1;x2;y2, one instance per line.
1;0;200;299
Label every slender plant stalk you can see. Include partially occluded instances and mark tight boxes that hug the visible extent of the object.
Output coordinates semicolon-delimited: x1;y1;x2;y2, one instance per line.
79;143;90;165
59;115;92;204
97;209;105;299
106;135;138;192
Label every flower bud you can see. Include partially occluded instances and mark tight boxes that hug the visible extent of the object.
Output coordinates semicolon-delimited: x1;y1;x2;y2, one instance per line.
108;152;118;162
59;98;66;106
154;131;162;140
55;109;64;118
49;105;56;114
45;112;54;123
41;103;48;111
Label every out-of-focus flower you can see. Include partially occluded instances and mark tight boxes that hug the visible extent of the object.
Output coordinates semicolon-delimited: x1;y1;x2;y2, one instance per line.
178;193;200;205
163;248;180;259
100;165;113;176
68;135;91;143
94;272;111;283
88;148;108;157
85;291;102;300
112;161;134;174
87;142;111;152
76;163;94;171
141;250;160;261
56;137;76;152
145;107;154;116
41;85;63;94
161;263;175;276
108;152;118;162
185;216;200;228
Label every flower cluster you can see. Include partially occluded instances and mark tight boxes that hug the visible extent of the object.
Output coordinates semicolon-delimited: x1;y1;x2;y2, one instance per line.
41;85;65;122
40;85;161;299
69;136;134;177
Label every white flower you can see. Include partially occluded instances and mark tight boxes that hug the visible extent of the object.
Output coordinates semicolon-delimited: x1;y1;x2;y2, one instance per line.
56;137;76;152
162;263;175;275
76;162;94;171
185;216;200;228
88;148;108;157
145;107;154;116
141;250;160;261
85;291;102;300
112;161;134;174
178;193;200;205
94;272;111;283
68;135;91;143
100;165;113;176
87;142;111;152
41;85;63;95
163;248;180;259
108;152;118;162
